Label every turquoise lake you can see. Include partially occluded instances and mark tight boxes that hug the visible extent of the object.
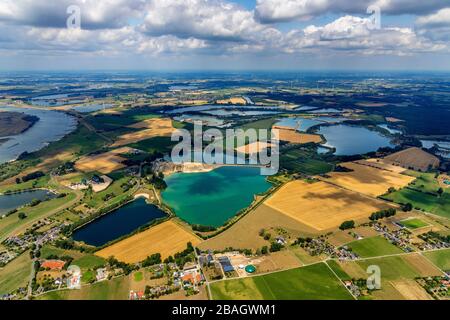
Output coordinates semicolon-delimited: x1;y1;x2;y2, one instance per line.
162;166;272;227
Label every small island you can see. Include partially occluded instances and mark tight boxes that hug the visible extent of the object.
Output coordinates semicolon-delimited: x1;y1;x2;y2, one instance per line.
0;111;39;138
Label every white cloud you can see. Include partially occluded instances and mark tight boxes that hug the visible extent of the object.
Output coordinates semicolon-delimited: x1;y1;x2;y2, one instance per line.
0;0;447;60
255;0;448;23
0;0;145;29
416;8;450;42
282;15;447;56
140;0;265;41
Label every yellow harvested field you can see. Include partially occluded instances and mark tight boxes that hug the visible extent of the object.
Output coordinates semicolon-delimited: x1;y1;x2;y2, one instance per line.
355;159;407;173
235;141;274;154
216;97;246;105
384;147;440;172
199;204;318;251
74;147;135;174
319;162;415;197
265;180;391;231
391;280;432;300
402;253;443;276
180;100;208;105
272;126;322;144
96;221;201;263
113;118;176;146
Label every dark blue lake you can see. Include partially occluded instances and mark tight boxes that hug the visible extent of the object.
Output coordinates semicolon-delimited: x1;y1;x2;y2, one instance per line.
72;198;167;247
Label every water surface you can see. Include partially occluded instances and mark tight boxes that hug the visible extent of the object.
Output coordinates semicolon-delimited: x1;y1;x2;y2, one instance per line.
72;198;167;247
318;125;394;155
0;190;56;215
0;107;77;163
162;166;271;227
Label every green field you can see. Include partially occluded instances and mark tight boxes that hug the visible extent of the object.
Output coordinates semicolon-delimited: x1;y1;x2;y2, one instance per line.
37;275;130;300
130;137;176;154
330;254;441;300
383;171;450;219
240;118;277;131
133;271;143;282
0;192;77;241
280;147;334;175
356;256;426;280
35;125;107;159
72;255;106;270
346;236;404;258
406;171;442;194
383;188;450;219
0;251;31;295
85;176;134;209
210;263;353;300
326;260;351;280
423;249;450;271
399;218;429;229
40;245;83;259
81;270;96;284
0;175;50;193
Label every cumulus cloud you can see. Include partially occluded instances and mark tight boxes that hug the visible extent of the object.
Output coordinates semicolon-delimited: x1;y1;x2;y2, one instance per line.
0;0;447;60
282;15;447;55
255;0;448;23
140;0;265;41
0;0;145;29
416;8;450;42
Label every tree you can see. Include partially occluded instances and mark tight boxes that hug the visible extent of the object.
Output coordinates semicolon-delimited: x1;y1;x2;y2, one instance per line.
387;187;396;194
142;253;162;267
437;188;444;197
261;246;268;254
402;203;413;212
18;212;27;220
339;220;355;230
270;242;283;252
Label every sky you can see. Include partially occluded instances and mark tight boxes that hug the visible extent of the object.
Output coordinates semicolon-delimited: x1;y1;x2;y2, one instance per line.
0;0;449;71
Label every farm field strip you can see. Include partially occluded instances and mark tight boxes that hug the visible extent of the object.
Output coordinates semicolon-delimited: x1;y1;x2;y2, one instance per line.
209;262;354;300
113;118;177;147
319;161;415;197
74;147;137;174
264;180;390;231
95;220;201;263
